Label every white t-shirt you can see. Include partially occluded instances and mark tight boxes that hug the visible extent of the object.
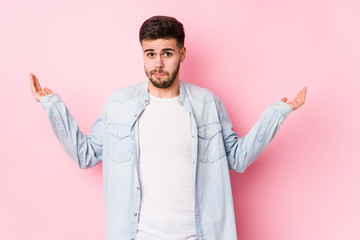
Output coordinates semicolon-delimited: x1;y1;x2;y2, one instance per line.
136;94;196;240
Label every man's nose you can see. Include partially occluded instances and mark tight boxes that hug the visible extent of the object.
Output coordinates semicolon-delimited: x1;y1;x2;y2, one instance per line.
155;55;164;68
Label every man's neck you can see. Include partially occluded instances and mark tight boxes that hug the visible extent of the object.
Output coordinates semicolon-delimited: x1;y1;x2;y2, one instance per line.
148;79;180;98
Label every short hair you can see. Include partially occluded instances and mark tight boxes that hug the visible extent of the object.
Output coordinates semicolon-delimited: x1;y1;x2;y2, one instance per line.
139;16;185;48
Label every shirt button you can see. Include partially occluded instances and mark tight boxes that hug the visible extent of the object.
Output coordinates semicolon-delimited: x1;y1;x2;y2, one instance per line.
46;99;49;103
118;134;122;137
134;213;137;216
56;117;60;121
178;98;182;102
265;120;269;124
193;161;195;164
134;114;137;118
195;212;199;216
205;133;209;138
145;100;149;103
137;186;140;190
192;135;196;139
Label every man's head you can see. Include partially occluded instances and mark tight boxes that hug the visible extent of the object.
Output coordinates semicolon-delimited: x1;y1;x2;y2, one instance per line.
139;16;186;89
139;16;185;48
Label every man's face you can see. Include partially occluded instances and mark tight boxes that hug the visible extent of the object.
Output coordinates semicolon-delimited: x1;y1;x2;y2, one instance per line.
142;38;186;89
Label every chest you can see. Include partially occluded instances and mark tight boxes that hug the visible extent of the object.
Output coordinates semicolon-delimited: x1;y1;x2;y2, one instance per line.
138;97;191;153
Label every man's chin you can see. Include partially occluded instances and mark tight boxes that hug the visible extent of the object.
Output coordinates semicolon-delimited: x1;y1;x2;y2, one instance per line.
149;78;174;89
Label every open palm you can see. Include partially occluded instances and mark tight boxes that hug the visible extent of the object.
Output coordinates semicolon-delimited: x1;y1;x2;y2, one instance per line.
281;87;307;110
29;73;54;102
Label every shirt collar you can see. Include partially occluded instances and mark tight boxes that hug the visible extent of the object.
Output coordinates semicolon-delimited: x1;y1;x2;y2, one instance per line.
140;79;187;104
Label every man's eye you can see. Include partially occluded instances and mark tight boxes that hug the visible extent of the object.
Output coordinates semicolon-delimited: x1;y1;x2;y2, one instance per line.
147;53;155;57
164;52;172;57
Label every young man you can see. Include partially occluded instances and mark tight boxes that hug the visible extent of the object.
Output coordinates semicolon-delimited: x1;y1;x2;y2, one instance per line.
30;16;306;240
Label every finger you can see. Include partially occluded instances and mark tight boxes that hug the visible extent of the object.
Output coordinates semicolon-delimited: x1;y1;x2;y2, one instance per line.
44;87;54;95
30;73;37;95
33;74;43;93
30;73;43;96
298;87;307;102
299;86;307;98
30;73;47;102
295;87;307;101
302;86;307;99
281;97;287;103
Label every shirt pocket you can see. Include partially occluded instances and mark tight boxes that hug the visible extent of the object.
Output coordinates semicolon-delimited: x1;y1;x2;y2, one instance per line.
197;122;226;163
106;123;132;163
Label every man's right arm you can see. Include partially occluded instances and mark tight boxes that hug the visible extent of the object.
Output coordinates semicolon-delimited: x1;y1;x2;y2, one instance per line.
30;73;105;168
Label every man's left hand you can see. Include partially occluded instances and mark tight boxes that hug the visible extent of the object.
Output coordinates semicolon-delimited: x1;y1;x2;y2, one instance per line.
281;87;307;110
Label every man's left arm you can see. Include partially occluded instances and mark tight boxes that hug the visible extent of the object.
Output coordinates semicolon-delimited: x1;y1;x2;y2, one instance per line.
217;87;307;173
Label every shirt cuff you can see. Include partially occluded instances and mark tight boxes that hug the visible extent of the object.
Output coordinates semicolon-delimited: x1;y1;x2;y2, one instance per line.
39;93;62;111
271;99;293;120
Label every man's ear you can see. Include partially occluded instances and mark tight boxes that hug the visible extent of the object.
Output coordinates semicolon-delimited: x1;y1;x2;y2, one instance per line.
180;47;186;63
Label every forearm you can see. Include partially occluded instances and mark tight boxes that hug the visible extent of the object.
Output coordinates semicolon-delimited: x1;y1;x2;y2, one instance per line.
224;100;292;173
40;94;103;168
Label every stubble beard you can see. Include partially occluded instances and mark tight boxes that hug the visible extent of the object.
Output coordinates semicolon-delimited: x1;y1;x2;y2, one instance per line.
146;61;181;89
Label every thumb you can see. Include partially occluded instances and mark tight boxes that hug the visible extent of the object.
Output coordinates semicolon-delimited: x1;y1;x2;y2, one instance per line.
43;87;54;95
281;97;287;103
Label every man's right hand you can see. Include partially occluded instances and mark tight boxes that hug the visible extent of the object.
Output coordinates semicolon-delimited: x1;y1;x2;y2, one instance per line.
30;73;54;102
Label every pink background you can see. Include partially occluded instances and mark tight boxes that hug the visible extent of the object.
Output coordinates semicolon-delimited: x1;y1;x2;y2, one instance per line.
1;0;359;239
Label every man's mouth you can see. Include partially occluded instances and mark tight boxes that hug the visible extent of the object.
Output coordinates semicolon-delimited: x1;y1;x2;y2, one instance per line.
153;72;166;77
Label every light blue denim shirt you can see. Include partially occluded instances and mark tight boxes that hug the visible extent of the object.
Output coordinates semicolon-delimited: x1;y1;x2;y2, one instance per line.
40;80;292;240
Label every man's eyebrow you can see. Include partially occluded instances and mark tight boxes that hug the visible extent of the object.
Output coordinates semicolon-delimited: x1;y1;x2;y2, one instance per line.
162;48;175;52
144;49;154;53
143;48;175;53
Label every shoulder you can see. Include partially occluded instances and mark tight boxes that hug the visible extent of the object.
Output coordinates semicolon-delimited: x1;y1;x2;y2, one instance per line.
182;81;221;104
106;82;144;104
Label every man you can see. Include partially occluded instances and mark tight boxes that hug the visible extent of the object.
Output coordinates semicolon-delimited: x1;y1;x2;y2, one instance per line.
30;16;306;240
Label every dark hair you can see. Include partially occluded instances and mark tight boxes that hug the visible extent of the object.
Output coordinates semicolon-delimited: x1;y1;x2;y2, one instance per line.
139;16;185;48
